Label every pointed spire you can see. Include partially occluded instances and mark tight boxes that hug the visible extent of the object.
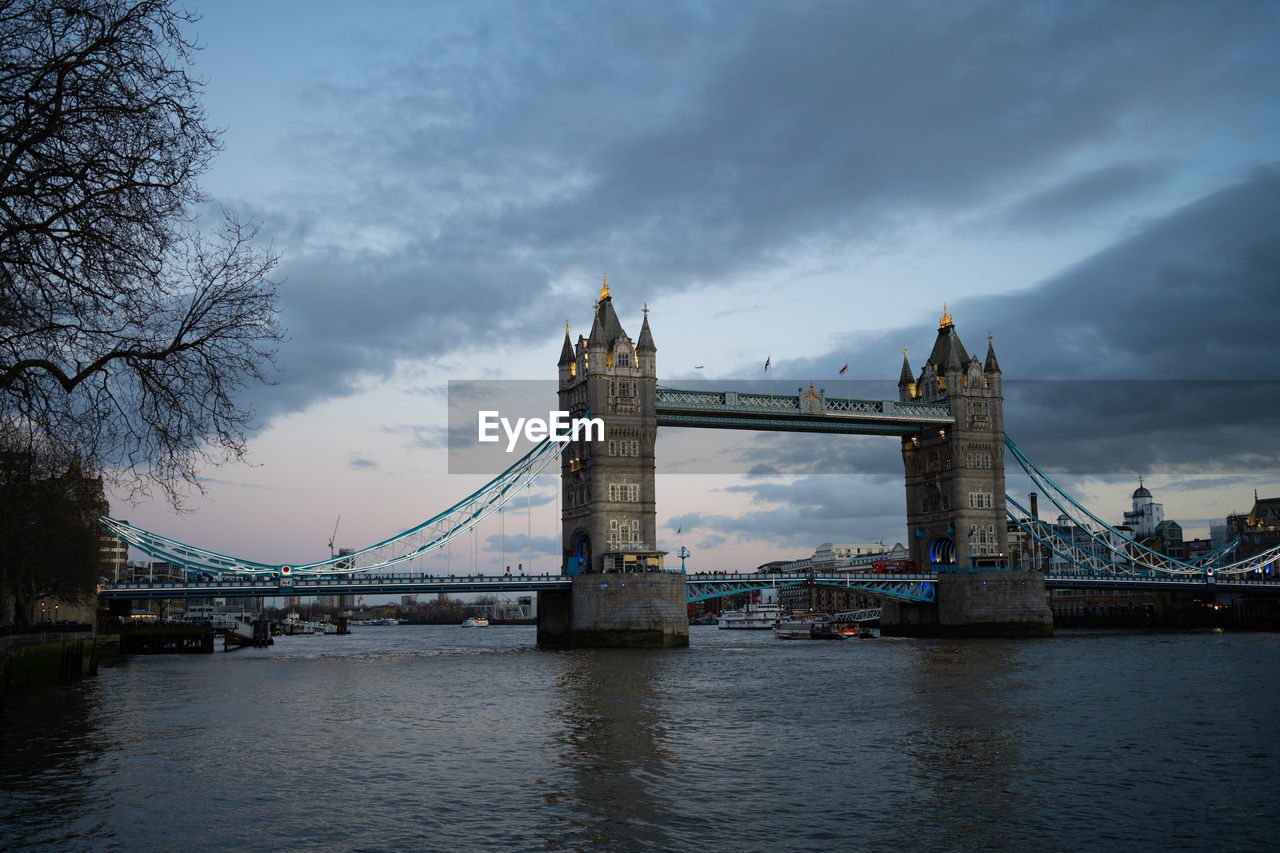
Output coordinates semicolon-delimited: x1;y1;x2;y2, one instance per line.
984;330;1000;373
898;347;913;387
637;302;656;353
558;325;575;366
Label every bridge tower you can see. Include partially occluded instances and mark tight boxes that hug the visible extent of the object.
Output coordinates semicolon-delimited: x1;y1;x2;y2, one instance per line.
539;278;687;648
900;307;1008;572
896;308;1051;636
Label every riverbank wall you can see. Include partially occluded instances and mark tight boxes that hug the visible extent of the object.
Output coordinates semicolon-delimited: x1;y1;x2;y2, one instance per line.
0;627;97;699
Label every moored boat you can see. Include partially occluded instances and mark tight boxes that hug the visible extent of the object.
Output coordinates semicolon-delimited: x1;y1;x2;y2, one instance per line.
772;615;824;639
718;601;785;630
773;614;871;639
461;617;490;627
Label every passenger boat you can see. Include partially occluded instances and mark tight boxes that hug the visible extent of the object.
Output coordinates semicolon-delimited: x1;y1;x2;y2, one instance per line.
773;615;868;640
718;601;786;630
461;617;490;627
772;616;823;639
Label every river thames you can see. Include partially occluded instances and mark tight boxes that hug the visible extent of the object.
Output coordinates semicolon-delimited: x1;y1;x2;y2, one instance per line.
2;626;1278;851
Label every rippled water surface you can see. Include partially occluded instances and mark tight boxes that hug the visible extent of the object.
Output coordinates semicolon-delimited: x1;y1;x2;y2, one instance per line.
3;626;1279;851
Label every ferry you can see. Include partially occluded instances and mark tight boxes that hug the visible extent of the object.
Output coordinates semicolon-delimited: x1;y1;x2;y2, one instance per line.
773;616;874;640
772;616;822;639
461;616;490;627
717;601;786;630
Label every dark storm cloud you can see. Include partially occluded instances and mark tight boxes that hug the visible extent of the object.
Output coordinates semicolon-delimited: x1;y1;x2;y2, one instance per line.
998;162;1170;230
764;170;1280;476
231;1;1278;421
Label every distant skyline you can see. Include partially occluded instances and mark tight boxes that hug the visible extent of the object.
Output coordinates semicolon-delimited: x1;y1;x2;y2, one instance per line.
115;1;1280;573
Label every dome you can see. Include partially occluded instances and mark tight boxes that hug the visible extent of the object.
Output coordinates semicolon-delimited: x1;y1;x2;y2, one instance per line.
1132;483;1152;499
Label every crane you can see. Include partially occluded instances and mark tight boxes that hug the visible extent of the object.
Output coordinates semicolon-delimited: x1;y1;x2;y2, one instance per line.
328;515;341;558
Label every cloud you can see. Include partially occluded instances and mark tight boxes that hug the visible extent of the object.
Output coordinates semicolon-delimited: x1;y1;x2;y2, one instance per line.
667;474;906;554
481;533;559;561
348;454;379;470
998;162;1170;230
763;170;1280;478
223;1;1280;423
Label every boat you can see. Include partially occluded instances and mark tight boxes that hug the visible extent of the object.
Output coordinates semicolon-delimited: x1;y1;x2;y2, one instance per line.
772;616;822;639
717;601;786;630
772;614;864;640
461;617;490;627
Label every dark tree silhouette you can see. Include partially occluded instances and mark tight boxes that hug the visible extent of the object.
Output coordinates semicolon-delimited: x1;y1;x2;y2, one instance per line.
0;449;101;623
0;0;282;504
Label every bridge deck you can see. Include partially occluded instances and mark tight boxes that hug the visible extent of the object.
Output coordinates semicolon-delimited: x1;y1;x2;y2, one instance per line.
96;570;1280;602
655;388;953;435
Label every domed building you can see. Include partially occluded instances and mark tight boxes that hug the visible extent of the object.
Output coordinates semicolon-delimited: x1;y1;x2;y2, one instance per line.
1123;480;1163;539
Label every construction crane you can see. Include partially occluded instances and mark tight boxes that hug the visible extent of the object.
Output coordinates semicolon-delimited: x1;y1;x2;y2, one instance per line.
328;516;341;558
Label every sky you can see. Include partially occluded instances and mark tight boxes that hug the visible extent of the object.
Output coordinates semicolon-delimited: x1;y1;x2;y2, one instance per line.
113;0;1280;575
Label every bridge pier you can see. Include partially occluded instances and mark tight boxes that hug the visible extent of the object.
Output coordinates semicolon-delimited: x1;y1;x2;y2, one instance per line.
537;573;689;649
881;570;1053;637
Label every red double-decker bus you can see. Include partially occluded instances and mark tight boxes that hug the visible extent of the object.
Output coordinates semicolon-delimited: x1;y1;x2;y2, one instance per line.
873;559;917;574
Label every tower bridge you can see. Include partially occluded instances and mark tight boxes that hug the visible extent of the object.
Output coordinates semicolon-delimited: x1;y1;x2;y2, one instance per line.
98;281;1280;647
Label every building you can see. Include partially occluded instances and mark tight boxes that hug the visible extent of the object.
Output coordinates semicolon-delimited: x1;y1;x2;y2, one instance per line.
776;542;908;613
1219;493;1280;568
1122;481;1164;538
899;309;1008;570
811;542;885;569
558;277;662;573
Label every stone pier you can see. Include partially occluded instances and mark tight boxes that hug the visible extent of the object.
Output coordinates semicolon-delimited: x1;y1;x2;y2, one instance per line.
537;573;689;649
881;570;1053;637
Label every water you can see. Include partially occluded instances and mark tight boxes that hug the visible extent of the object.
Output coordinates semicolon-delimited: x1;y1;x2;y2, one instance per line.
3;626;1279;851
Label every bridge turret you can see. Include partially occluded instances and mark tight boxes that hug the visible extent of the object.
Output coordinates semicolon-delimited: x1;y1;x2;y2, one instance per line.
636;305;656;377
898;349;915;402
984;333;1002;395
558;328;576;386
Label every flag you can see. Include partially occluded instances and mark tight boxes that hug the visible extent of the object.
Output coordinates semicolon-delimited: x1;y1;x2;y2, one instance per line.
764;355;771;373
677;526;682;535
839;362;848;376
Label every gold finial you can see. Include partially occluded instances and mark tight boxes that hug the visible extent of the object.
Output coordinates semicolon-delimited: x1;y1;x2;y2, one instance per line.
642;302;649;318
939;304;953;329
565;319;571;337
600;273;610;301
903;345;909;358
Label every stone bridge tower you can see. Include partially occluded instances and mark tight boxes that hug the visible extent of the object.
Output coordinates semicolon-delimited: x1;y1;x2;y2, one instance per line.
894;308;1051;636
899;307;1008;571
557;277;659;574
541;279;686;648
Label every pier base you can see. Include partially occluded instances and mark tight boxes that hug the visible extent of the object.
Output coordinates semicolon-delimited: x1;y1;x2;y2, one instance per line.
537;573;689;649
882;570;1053;638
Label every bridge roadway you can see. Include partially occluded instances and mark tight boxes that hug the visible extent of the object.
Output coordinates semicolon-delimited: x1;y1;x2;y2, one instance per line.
653;387;954;435
97;570;1280;604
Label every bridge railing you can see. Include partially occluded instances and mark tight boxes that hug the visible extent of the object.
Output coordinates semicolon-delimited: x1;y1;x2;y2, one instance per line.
655;388;952;422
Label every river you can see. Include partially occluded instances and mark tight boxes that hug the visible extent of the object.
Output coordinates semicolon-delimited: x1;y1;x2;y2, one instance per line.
2;626;1278;851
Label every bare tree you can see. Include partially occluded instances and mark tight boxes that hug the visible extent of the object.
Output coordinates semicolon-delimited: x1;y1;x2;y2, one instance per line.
0;0;282;504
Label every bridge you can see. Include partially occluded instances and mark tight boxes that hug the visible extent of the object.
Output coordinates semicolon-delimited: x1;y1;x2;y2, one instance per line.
653;387;952;435
96;568;1280;605
98;284;1280;645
